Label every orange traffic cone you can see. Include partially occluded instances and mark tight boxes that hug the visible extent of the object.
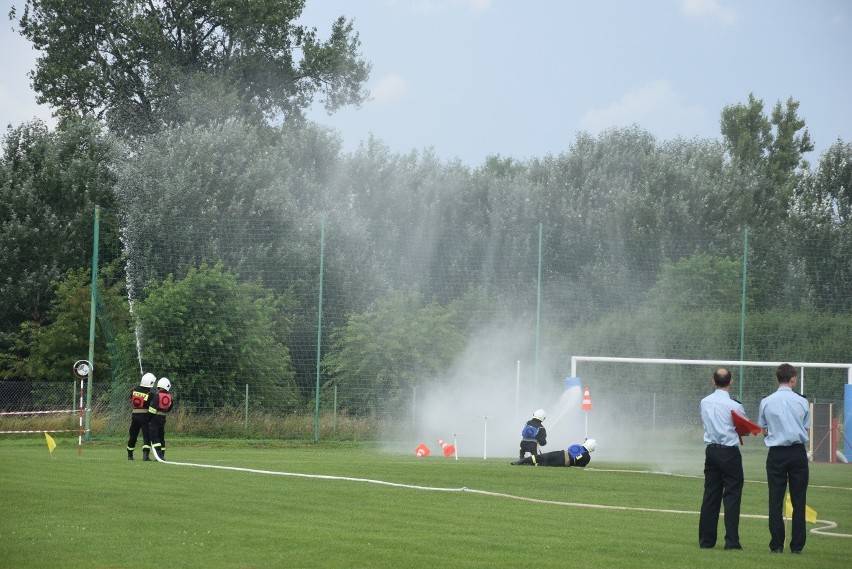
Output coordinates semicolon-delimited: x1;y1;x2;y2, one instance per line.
438;439;456;458
581;386;593;410
415;443;431;457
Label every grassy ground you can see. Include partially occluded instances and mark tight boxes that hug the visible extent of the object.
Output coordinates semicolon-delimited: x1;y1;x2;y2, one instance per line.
2;437;850;568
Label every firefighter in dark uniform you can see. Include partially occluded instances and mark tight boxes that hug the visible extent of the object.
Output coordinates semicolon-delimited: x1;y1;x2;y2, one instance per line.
758;363;810;554
127;372;156;461
698;368;746;550
511;438;596;466
148;377;174;461
519;409;548;459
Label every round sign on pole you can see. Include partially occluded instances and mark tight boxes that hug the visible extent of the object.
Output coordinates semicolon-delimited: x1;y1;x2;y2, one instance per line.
73;360;92;380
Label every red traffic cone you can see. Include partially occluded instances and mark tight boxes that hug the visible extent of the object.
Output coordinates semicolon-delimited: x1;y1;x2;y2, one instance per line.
415;443;431;457
581;386;593;410
438;439;456;458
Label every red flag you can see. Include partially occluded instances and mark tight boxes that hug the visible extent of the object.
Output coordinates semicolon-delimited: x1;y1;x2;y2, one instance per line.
732;410;761;445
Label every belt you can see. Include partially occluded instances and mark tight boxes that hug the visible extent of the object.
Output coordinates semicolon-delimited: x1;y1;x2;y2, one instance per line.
707;443;736;448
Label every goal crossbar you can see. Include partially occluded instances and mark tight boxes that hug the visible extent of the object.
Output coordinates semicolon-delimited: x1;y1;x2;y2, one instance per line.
570;356;852;386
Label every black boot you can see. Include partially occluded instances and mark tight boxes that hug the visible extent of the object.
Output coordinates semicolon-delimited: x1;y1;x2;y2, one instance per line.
142;449;151;461
159;450;165;461
127;449;134;461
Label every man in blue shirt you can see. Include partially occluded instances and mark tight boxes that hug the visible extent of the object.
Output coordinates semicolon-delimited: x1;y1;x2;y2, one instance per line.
698;368;748;550
758;363;810;554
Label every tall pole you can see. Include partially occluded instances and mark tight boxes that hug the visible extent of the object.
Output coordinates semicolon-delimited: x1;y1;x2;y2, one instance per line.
313;215;326;444
738;228;749;401
534;223;542;388
85;206;100;440
846;381;852;459
481;416;488;460
78;372;85;455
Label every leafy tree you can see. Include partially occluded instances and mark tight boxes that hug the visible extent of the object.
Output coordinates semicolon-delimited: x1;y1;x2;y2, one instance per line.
0;118;119;334
115;120;303;295
790;139;852;310
131;263;298;412
0;267;130;409
720;94;814;309
518;127;666;318
647;253;750;312
321;288;493;415
798;139;852;226
720;93;772;168
720;93;813;226
13;0;371;136
637;138;730;252
334;138;487;303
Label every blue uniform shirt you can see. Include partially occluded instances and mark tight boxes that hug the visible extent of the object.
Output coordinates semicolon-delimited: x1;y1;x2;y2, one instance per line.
758;386;810;447
700;389;746;447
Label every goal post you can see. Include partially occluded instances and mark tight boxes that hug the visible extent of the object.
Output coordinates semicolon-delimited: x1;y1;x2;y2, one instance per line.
570;356;852;390
569;356;852;460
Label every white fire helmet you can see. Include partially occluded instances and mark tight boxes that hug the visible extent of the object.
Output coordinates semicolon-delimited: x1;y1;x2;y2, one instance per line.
583;438;597;452
533;409;546;421
140;372;156;388
157;377;171;391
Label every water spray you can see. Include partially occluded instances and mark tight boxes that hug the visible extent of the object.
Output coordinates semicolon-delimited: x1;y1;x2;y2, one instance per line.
547;376;582;430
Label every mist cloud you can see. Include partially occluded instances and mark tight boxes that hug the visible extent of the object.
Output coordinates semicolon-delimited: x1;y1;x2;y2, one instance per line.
369;74;409;106
579;79;707;140
680;0;738;26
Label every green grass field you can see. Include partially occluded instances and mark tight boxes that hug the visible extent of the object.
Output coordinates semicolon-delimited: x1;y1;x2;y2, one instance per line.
2;437;850;568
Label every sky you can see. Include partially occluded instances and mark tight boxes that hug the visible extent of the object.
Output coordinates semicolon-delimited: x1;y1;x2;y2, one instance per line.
2;0;850;167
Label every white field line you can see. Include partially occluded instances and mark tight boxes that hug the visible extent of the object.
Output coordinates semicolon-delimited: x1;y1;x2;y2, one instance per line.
589;467;852;492
151;454;852;538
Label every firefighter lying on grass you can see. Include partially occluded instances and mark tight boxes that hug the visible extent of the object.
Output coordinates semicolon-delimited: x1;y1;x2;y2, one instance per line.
511;438;596;467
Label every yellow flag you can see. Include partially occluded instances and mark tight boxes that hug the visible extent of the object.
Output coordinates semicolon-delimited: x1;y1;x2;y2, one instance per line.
785;492;817;523
44;432;57;454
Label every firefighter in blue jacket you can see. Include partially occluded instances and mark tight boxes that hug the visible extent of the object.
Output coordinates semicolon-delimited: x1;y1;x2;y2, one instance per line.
148;377;174;461
519;409;548;459
127;372;156;461
512;438;597;467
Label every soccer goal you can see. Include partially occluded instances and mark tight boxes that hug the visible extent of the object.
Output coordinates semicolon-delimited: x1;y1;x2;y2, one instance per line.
569;355;852;460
